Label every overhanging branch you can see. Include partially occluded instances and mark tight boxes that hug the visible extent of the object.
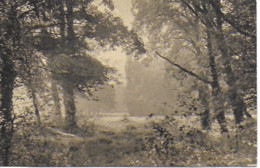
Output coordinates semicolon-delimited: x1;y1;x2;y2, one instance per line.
209;0;256;39
155;51;212;85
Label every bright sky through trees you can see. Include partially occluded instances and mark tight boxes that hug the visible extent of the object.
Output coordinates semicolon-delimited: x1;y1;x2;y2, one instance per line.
97;0;134;85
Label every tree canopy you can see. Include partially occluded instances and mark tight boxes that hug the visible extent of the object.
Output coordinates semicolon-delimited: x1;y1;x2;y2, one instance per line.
132;0;256;130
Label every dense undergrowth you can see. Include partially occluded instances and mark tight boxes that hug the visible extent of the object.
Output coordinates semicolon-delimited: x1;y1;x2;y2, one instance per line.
143;115;257;166
9;112;256;166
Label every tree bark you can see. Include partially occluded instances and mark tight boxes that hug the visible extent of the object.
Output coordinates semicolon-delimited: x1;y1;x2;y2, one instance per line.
0;3;21;165
59;1;66;42
206;28;227;132
31;87;41;126
180;0;228;132
51;81;62;118
191;19;212;131
0;52;16;166
60;0;77;130
65;0;75;51
213;0;248;124
198;85;210;130
25;78;42;126
61;81;77;130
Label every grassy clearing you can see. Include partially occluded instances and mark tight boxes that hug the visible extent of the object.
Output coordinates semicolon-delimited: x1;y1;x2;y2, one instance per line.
10;116;150;166
9;114;256;166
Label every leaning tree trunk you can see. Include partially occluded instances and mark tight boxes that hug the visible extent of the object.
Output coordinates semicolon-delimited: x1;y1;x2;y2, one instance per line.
213;0;248;124
61;80;77;130
179;0;228;132
26;79;42;126
0;52;16;166
192;19;211;130
206;28;228;132
192;18;226;131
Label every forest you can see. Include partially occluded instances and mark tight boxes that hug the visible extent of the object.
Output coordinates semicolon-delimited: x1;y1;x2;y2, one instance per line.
0;0;256;166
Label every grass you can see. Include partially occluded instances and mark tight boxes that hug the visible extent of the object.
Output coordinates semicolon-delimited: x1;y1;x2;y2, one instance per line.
9;114;257;166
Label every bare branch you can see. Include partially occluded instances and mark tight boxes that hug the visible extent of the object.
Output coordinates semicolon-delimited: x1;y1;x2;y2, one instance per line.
155;51;212;85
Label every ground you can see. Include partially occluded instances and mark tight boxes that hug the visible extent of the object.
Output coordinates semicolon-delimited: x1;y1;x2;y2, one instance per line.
9;113;257;166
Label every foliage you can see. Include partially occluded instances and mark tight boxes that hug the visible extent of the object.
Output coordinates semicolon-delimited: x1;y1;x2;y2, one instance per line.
49;52;111;93
132;0;256;129
143;115;256;166
9;116;148;166
8;112;256;166
0;0;146;165
0;0;256;166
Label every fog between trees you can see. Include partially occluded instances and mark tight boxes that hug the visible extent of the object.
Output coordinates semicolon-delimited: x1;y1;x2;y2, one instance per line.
0;0;256;166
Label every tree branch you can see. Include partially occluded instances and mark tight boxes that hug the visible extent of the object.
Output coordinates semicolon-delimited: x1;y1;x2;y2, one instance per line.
179;0;207;26
208;0;256;39
24;22;60;35
155;51;212;85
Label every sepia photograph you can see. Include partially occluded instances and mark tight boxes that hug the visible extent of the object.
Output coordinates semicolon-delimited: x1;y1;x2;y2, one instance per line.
0;0;256;166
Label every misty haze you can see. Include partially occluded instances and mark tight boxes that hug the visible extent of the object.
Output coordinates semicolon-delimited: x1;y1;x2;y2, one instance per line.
0;0;256;167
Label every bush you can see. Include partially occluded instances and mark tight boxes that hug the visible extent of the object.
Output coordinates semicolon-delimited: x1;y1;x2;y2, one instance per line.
142;114;256;166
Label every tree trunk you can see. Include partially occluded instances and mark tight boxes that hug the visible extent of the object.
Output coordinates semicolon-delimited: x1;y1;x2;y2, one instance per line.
51;81;62;118
61;81;77;130
192;19;211;130
0;52;16;166
206;28;228;132
26;79;42;126
31;87;41;126
65;0;75;51
198;85;211;130
61;0;77;130
179;0;228;131
59;1;66;42
201;109;210;129
213;0;248;124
